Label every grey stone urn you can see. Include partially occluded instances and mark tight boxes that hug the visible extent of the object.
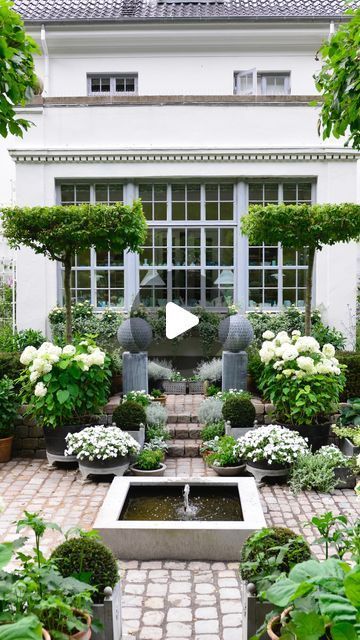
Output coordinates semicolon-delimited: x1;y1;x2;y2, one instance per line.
219;313;254;391
117;318;153;393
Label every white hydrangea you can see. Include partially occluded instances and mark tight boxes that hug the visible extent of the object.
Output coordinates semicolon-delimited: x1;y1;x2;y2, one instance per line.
322;343;336;359
63;344;76;356
34;382;47;397
20;345;38;366
281;345;299;361
262;330;275;340
274;331;292;346
296;336;320;354
297;356;316;374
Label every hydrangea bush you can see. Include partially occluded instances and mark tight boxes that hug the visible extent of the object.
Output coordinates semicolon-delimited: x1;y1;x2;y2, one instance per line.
123;390;154;406
65;425;140;461
234;424;309;466
20;340;111;428
258;331;345;427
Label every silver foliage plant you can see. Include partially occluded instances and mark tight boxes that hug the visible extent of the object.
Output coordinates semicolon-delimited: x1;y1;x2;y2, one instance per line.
148;359;174;381
198;397;224;425
145;402;168;426
195;358;222;382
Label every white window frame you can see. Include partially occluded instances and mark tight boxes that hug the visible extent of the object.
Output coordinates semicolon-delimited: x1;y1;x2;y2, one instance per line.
234;69;291;96
87;74;138;96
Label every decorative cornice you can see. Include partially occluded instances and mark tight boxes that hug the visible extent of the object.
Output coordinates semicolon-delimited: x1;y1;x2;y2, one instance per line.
8;148;359;164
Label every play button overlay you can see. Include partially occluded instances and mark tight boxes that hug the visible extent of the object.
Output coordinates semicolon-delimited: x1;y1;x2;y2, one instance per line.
166;302;199;340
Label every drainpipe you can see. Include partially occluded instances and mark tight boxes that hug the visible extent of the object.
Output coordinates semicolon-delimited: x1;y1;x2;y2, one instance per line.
40;24;49;96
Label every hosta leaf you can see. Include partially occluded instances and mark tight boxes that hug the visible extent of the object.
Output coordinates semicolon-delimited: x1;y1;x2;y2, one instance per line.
344;567;360;606
318;592;357;624
56;389;70;404
331;622;358;640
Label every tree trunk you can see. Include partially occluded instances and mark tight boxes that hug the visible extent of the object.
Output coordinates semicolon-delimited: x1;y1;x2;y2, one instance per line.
305;246;316;336
63;255;73;344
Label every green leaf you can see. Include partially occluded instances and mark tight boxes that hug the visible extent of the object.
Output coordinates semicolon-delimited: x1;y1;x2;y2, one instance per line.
0;616;42;640
331;622;358;640
265;577;313;608
344;567;360;606
56;389;70;404
288;610;325;640
0;543;13;570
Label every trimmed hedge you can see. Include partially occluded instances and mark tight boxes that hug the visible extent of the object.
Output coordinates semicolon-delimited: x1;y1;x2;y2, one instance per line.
337;351;360;399
0;352;23;381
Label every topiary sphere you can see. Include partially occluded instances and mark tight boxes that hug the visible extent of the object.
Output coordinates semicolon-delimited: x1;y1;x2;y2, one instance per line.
239;527;311;584
51;537;119;603
222;396;256;429
112;400;146;431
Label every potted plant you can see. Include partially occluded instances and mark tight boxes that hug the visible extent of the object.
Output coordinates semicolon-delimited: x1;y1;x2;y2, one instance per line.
0;376;19;462
112;400;146;447
130;448;166;476
122;390;153;407
187;375;204;395
235;424;308;484
289;445;358;493
65;425;140;479
206;435;245;476
52;532;121;640
333;397;360;456
195;358;222;393
200;421;225;443
150;388;167;405
162;372;187;395
258;331;345;450
222;392;256;438
262;557;360;640
19;340;111;464
239;527;311;640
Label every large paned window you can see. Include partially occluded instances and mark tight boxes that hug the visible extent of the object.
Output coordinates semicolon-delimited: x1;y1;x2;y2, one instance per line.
60;184;125;308
247;182;312;309
138;184;235;308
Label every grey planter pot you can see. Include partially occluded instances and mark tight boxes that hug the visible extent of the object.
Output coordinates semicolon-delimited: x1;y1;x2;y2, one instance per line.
339;437;360;457
334;466;356;489
92;581;122;640
162;380;187;395
211;463;245;476
225;423;254;439
129;462;167;476
78;456;131;480
188;381;204;395
241;580;273;640
246;460;290;485
124;426;145;449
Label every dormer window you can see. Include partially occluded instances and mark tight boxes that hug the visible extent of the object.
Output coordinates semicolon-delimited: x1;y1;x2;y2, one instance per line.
88;74;138;96
234;70;291;96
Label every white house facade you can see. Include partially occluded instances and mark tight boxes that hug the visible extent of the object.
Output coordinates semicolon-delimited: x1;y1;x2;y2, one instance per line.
1;0;359;343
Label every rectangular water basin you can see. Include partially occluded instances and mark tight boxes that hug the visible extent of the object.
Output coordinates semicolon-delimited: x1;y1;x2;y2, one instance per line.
94;476;266;561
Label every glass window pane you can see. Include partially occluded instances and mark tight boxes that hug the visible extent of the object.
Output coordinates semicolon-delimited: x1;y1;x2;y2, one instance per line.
91;78;101;92
140;248;153;266
96;250;109;267
206;229;218;247
264;184;279;203
126;78;135;92
249;270;262;287
249;184;263;202
173;229;186;247
154;203;167;221
220;184;233;201
142;203;153;220
110;291;124;307
264;270;278;287
173;271;186;287
249;247;263;266
172;203;185;221
220;229;233;246
264;247;278;266
206;202;218;220
116;78;125;92
139;185;152;201
154;248;167;266
283;248;297;265
283;269;296;287
77;290;91;303
187;184;201;200
76;250;91;267
249;290;262;307
154;185;167;201
297;270;306;287
283;184;297;203
187;248;200;266
206;248;218;266
264;290;278;307
187;270;201;288
219;247;233;266
173;249;185;266
206;270;218;287
110;271;124;288
95;271;109;288
109;185;123;202
188;229;201;246
101;78;110;92
110;251;123;266
298;183;312;201
206;184;218;200
298;248;309;266
95;185;108;202
220;202;233;220
172;185;185;201
187;202;201;220
77;271;91;288
76;185;90;202
97;290;109;307
283;289;296;307
61;185;75;203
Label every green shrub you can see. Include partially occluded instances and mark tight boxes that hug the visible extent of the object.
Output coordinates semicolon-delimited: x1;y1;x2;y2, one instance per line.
51;536;119;604
145;403;167;426
239;527;311;591
16;329;45;350
49;302;124;350
112;401;146;431
0;352;23;381
206;383;221;396
222;395;255;429
135;448;164;470
201;421;225;441
337;397;360;426
337;352;360;399
146;423;170;442
0;376;19;438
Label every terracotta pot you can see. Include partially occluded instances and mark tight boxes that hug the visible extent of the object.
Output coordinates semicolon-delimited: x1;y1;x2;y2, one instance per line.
152;395;167;405
267;608;329;640
42;611;91;640
0;436;13;463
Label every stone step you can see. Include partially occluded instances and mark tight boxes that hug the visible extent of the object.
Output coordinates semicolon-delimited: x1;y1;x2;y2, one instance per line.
166;439;202;457
167;423;202;440
167;413;200;424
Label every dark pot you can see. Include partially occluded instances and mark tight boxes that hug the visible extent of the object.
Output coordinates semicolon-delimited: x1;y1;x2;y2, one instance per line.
247;460;289;471
283;421;331;451
43;423;90;456
79;455;131;470
334;466;356;489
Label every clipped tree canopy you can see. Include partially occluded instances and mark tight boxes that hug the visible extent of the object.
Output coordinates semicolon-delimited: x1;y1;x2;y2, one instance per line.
1;200;148;261
241;203;360;251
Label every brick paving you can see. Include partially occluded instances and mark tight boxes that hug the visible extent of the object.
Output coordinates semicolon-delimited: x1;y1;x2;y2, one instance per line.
0;394;358;639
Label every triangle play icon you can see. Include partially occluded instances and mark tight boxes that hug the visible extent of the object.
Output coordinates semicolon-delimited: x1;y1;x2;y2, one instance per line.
165;302;199;340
